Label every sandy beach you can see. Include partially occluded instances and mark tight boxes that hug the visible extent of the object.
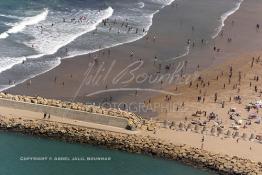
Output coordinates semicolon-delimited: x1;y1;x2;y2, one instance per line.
6;0;262;106
2;0;262;172
3;0;225;102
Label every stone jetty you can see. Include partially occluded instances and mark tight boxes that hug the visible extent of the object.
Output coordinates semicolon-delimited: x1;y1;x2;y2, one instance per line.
0;93;141;127
0;115;261;175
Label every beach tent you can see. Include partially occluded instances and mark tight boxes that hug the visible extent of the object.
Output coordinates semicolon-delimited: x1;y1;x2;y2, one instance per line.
255;117;261;124
249;113;258;119
255;100;262;108
229;108;236;112
236;119;243;125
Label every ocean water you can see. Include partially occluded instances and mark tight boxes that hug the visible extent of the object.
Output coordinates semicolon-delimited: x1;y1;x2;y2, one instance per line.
0;131;216;175
0;0;243;91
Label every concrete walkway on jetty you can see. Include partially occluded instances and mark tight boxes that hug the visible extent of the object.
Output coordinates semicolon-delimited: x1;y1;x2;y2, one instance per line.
0;106;138;135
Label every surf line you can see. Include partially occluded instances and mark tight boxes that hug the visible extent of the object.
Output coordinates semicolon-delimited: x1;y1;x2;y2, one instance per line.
0;8;49;39
212;0;244;39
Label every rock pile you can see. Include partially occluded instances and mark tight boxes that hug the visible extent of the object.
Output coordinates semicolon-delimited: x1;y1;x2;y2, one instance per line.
0;115;261;175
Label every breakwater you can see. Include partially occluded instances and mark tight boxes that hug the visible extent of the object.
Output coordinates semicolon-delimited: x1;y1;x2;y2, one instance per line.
0;93;141;129
0;115;261;175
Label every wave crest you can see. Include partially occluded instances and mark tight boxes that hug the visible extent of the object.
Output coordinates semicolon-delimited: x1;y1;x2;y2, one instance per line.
212;0;244;39
138;2;145;8
0;8;48;39
24;6;114;56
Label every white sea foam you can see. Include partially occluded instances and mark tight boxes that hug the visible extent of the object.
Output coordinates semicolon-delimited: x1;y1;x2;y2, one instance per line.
0;7;114;75
167;45;190;62
138;2;145;8
0;9;49;74
0;9;48;39
66;0;176;59
167;0;244;62
0;53;47;74
0;13;22;19
0;57;62;92
151;0;175;7
0;56;26;73
0;0;176;91
212;0;244;39
65;9;158;59
4;22;15;27
23;7;114;56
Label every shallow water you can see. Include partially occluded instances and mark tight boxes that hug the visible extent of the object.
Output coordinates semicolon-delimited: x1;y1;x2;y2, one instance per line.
0;131;216;175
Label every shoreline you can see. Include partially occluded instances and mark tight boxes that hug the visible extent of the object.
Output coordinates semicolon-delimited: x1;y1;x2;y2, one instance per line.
211;0;244;39
6;0;246;103
0;1;168;92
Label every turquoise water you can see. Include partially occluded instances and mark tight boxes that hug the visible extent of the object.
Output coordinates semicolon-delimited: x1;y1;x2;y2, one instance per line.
0;131;216;175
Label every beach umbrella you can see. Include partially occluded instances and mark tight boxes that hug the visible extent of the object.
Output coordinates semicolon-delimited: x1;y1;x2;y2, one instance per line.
241;133;248;140
249;113;258;119
217;127;223;136
229;108;236;112
225;130;232;138
194;125;200;133
236;119;243;125
178;122;184;131
259;135;262;143
170;121;176;130
201;126;207;134
164;120;169;128
249;133;255;141
210;127;216;136
233;131;240;139
255;117;261;124
186;124;193;131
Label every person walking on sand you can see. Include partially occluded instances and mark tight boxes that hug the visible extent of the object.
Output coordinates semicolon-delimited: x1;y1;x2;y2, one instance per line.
48;114;51;119
27;80;31;88
251;57;255;68
153;128;157;134
214;93;218;103
201;135;205;149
